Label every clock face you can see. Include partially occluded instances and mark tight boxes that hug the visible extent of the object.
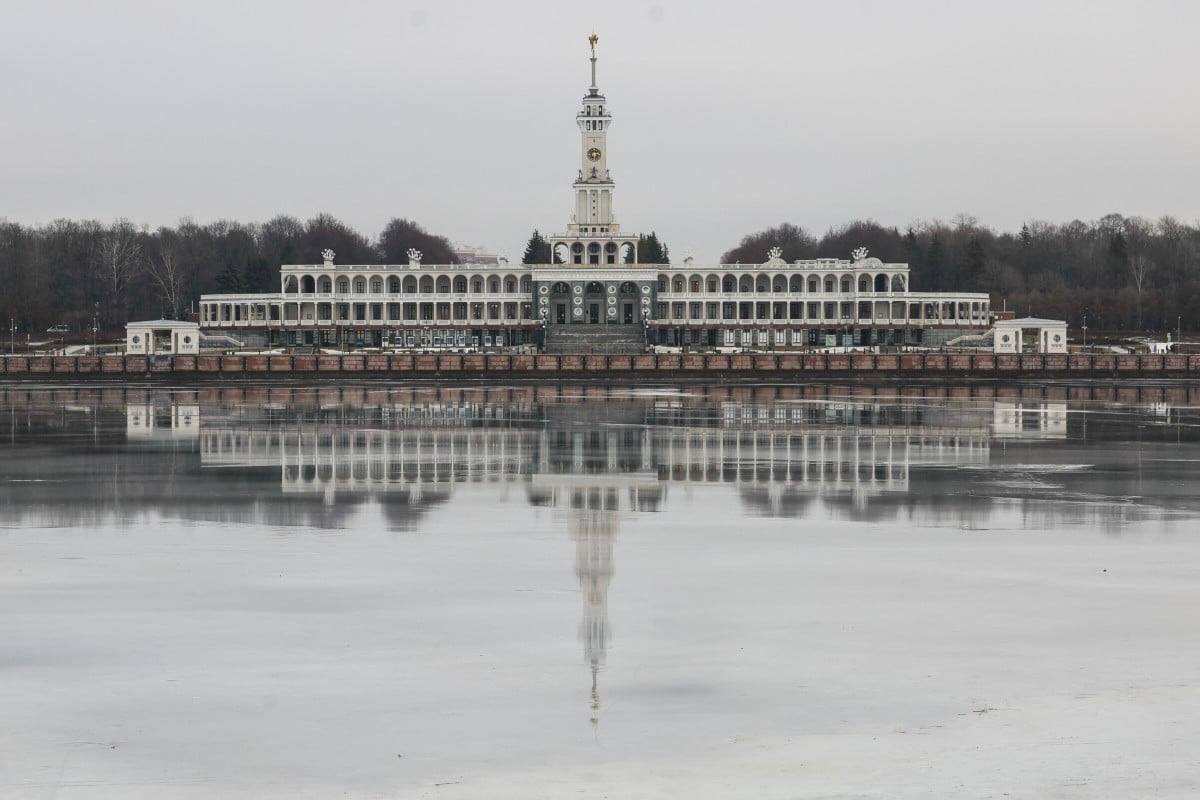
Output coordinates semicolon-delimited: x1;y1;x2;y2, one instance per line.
587;147;602;162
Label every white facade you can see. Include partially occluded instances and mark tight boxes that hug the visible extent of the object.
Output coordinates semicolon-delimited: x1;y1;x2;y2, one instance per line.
126;320;200;355
197;36;992;351
992;317;1068;354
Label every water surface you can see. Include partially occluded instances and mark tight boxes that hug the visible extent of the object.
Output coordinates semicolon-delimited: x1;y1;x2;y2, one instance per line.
2;382;1199;798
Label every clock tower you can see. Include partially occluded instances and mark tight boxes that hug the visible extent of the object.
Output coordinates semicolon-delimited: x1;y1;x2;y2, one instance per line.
548;33;639;265
576;31;613;222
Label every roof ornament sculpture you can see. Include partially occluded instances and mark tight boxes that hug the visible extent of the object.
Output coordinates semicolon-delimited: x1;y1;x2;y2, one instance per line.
407;248;422;266
766;246;785;264
321;248;335;263
851;247;869;262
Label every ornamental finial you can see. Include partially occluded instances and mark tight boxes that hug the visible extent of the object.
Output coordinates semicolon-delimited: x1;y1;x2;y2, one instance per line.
767;246;783;262
406;248;422;265
588;32;599;54
321;248;335;263
852;246;869;261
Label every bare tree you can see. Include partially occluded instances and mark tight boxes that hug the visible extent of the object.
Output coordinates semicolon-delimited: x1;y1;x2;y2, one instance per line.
145;232;189;319
96;220;142;326
1124;217;1156;331
1128;253;1154;331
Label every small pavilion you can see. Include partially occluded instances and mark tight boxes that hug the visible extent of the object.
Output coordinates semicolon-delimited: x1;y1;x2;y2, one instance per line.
126;320;200;355
992;317;1068;354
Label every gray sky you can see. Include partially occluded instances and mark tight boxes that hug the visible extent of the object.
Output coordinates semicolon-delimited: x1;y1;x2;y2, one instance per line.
3;0;1198;262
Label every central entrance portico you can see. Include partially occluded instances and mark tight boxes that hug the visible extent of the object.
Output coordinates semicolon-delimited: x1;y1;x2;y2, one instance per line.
532;267;657;327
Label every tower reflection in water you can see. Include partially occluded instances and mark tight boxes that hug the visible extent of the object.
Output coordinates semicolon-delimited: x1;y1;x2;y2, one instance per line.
187;391;1070;723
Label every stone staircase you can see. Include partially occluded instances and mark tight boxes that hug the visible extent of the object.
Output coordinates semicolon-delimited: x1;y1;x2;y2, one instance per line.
544;323;647;354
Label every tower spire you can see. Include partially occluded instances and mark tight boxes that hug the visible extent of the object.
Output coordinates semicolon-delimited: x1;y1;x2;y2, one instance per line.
588;32;599;92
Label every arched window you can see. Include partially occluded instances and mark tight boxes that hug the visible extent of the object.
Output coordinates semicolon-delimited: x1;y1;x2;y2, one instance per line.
453;276;468;293
722;274;737;293
807;276;818;293
471;277;484;293
619;281;637;295
387;276;401;293
658;274;669;292
318;276;333;293
370;276;383;294
504;275;518;293
551;281;570;295
706;275;719;292
790;275;803;292
402;276;417;293
353;276;367;294
891;274;906;292
824;275;835;293
772;275;787;292
283;275;298;294
488;276;501;293
519;275;532;292
840;276;853;293
585;281;604;294
689;274;702;292
755;274;770;292
739;275;754;292
300;275;315;293
436;276;451;293
858;275;871;293
672;275;685;292
336;276;350;294
875;274;889;292
419;276;434;293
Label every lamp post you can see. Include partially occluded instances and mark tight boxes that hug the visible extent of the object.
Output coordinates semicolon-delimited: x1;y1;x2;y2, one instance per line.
9;318;14;354
1081;313;1087;349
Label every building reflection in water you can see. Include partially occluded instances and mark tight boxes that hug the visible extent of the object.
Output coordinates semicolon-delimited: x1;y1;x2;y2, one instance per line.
13;383;1183;723
189;393;1068;723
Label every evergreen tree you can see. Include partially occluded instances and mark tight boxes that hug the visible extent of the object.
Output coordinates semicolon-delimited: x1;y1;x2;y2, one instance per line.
924;233;945;291
963;235;986;284
635;231;670;264
216;259;244;293
241;256;274;293
521;229;552;264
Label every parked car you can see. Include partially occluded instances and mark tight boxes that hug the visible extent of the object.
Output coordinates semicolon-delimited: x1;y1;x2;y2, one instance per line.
46;324;69;334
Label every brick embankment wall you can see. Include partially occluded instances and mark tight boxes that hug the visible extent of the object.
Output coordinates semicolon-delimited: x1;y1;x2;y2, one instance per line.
2;352;1199;381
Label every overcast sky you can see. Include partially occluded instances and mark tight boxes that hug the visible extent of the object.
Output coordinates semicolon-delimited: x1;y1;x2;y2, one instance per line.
3;0;1198;262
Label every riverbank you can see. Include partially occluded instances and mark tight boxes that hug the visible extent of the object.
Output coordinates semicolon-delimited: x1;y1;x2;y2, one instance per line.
2;351;1199;382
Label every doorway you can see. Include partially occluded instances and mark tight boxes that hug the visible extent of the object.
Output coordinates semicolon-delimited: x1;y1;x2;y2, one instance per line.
589;303;600;324
556;303;567;324
623;303;634;324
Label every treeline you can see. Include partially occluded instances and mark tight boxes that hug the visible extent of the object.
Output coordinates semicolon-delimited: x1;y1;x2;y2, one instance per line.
3;211;1198;336
722;215;1200;333
0;215;456;335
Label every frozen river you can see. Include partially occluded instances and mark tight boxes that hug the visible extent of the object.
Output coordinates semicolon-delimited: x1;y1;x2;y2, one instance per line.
2;382;1199;799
